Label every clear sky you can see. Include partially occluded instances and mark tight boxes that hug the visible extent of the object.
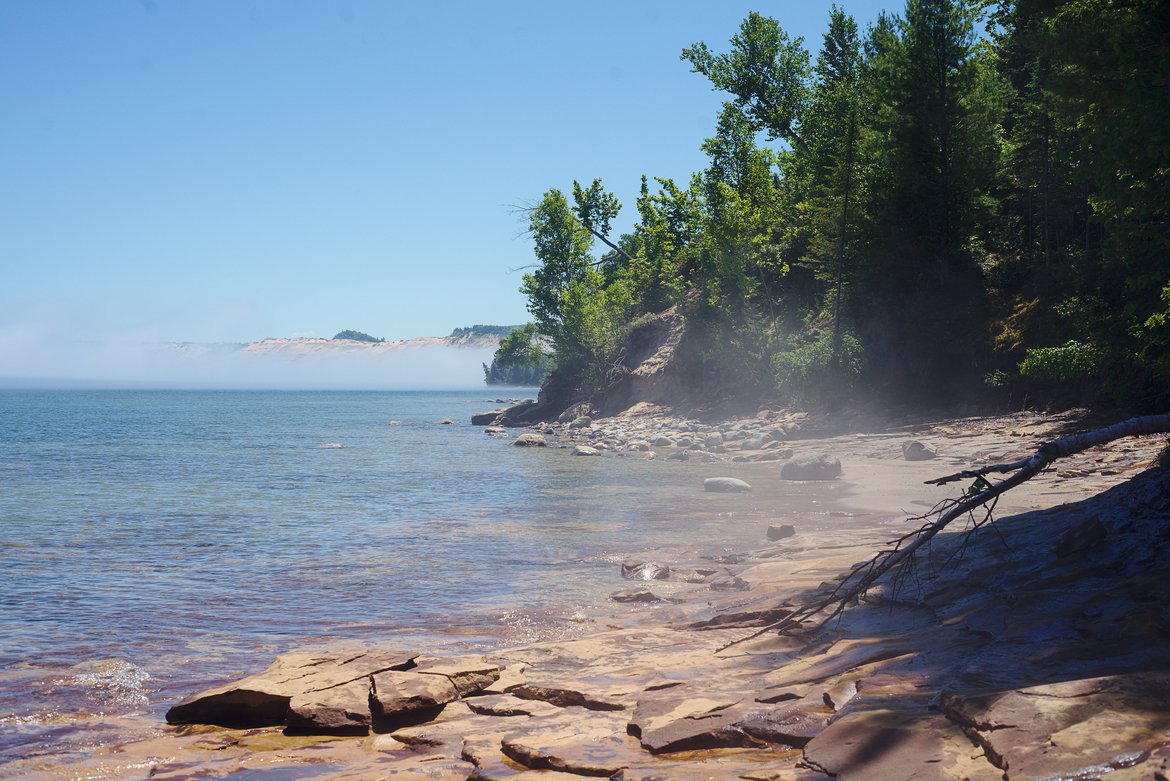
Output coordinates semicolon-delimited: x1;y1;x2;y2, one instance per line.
1;0;893;356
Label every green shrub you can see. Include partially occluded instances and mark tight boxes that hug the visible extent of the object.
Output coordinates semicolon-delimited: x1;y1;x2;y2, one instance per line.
771;331;863;402
1018;340;1103;381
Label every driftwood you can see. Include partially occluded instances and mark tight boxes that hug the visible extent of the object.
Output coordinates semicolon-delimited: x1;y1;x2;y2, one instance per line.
720;414;1170;651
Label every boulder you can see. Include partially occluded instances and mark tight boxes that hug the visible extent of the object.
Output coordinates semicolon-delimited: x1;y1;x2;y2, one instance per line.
572;445;601;456
567;416;593;429
471;410;503;426
704;432;724;448
621;561;671;581
653;435;675;447
513;433;548;447
626;440;651;452
665;450;689;461
902;440;938;461
767;524;796;541
438;418;455;425
557;402;595;423
780;454;841;481
704;477;752;493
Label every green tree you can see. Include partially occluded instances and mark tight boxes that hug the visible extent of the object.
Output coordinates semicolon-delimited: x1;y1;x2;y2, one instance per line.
520;189;594;344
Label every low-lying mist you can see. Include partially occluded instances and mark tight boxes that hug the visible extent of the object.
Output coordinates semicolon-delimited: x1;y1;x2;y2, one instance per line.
0;338;497;390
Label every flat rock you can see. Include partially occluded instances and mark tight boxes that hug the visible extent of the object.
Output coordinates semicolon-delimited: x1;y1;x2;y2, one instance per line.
940;673;1170;780
513;433;548;447
166;648;418;727
370;670;459;718
500;709;636;776
766;524;796;541
704;477;752;493
508;683;627;712
572;445;602;456
286;679;372;732
803;709;1002;781
710;575;750;592
412;656;502;697
780;454;842;481
611;586;664;603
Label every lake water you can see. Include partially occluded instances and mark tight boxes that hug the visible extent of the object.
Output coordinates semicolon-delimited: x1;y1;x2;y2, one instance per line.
0;389;843;767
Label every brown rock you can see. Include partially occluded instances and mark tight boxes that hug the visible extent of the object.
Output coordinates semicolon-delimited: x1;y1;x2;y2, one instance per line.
412;656;501;697
166;649;418;727
509;683;627;712
513;433;548;447
941;673;1170;781
370;670;459;719
286;679;372;732
803;709;1002;781
766;524;796;541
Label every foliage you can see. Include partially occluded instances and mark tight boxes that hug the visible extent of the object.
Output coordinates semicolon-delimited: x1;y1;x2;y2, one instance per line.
450;325;521;339
332;330;384;343
515;0;1169;410
482;323;553;386
1018;340;1103;381
771;330;864;402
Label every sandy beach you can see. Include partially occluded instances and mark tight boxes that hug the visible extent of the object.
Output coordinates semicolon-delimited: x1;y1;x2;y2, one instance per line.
6;407;1167;780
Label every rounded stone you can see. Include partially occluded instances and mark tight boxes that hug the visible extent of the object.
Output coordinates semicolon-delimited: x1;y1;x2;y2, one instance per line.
704;477;753;493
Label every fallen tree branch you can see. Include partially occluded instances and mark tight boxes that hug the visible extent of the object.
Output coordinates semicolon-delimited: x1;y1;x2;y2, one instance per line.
718;414;1170;652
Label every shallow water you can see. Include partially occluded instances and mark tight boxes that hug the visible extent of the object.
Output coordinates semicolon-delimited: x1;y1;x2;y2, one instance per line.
0;389;847;766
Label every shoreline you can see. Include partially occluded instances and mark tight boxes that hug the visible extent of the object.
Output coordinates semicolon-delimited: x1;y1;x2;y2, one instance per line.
4;407;1167;780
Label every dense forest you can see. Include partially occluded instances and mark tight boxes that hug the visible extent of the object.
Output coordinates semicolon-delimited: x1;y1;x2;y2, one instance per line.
503;0;1168;412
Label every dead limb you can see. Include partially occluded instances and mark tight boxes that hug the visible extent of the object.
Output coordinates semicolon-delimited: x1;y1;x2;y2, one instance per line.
718;414;1169;652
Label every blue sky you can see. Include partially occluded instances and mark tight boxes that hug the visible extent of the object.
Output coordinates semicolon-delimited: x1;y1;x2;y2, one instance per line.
2;0;893;353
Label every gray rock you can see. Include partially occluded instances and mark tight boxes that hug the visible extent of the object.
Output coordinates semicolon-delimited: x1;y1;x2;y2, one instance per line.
902;440;938;461
704;477;752;493
567;416;593;429
513;433;548;447
653;435;675;447
626;440;651;452
557;402;594;423
665;450;689;461
472;410;503;426
780;454;841;481
740;437;767;451
705;432;724;447
572;445;601;456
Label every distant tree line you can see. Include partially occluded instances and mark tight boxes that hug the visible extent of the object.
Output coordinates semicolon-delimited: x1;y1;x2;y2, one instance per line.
517;0;1169;411
483;323;554;386
451;324;522;339
333;330;384;343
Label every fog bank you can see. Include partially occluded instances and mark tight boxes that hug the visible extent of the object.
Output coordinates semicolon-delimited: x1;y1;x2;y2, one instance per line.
0;338;496;390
